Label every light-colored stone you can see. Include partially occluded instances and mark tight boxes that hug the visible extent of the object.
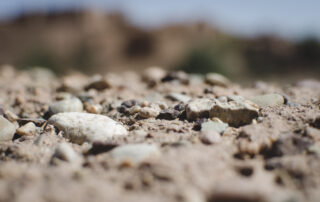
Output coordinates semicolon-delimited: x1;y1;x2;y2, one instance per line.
48;112;128;144
249;93;284;108
142;67;166;84
201;121;228;134
186;98;215;120
0;116;16;141
16;122;37;136
205;73;231;87
52;143;83;165
49;97;83;115
110;144;160;165
200;130;221;144
210;99;259;126
138;104;161;118
166;92;191;103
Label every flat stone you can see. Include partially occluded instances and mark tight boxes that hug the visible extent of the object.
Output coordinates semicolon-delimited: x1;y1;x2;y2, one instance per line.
166;92;191;103
201;121;228;134
110;144;160;165
249;93;284;108
48;112;128;144
205;73;231;87
210;100;259;127
49;97;83;115
16;122;37;136
0;116;16;141
186;98;215;120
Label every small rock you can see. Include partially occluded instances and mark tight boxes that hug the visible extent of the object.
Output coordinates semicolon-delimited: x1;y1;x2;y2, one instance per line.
249;93;284;108
17;118;46;127
210;99;259;126
157;108;180;120
200;130;221;144
48;112;128;144
0;116;16;141
4;110;19;122
201;121;228;134
161;71;189;84
85;75;111;90
166;92;191;103
205;73;231;87
49;97;83;115
51;143;83;165
110;144;160;165
84;103;103;114
16;122;37;136
138;104;161;119
186;99;215;120
142;67;166;85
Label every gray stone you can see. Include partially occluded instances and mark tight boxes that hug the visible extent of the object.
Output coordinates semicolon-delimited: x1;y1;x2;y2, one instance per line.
201;121;228;134
205;73;231;87
48;112;128;144
249;93;284;108
110;144;160;165
167;92;191;103
0;116;16;141
49;97;83;115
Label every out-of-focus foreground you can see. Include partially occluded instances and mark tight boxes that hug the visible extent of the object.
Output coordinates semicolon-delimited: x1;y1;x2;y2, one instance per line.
0;11;319;82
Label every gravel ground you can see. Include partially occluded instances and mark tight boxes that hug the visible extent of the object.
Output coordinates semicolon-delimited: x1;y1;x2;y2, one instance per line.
0;65;320;202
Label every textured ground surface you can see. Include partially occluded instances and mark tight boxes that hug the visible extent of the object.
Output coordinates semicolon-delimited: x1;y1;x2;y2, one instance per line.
0;66;320;202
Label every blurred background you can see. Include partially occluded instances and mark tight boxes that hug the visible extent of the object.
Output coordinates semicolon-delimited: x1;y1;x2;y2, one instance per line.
0;0;319;82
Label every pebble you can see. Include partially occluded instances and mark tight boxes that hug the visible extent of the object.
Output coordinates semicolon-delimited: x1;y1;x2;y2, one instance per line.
186;98;215;120
85;75;111;90
200;130;221;144
201;121;228;134
142;67;166;85
249;93;284;108
84;103;103;114
16;122;37;136
166;92;191;103
157;108;180;120
110;144;160;165
49;97;83;115
0;116;16;141
51;143;83;165
138;107;160;118
48;112;128;144
161;71;189;84
205;73;231;87
210;99;259;126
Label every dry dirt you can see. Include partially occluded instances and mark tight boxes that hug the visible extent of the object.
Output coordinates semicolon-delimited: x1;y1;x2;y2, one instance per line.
0;66;320;202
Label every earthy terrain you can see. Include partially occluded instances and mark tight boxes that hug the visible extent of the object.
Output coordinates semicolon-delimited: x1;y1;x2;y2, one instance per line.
0;65;320;202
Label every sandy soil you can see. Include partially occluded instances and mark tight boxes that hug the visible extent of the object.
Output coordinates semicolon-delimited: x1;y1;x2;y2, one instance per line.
0;66;320;202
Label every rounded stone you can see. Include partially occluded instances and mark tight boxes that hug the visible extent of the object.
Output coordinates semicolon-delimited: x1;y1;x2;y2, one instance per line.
49;97;83;115
48;112;128;144
0;116;16;141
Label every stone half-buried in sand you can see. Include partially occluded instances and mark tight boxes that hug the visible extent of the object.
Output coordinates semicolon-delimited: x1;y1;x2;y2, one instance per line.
186;98;260;126
48;112;128;144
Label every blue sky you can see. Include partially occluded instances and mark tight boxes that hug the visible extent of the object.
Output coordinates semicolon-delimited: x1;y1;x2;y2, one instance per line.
0;0;319;39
